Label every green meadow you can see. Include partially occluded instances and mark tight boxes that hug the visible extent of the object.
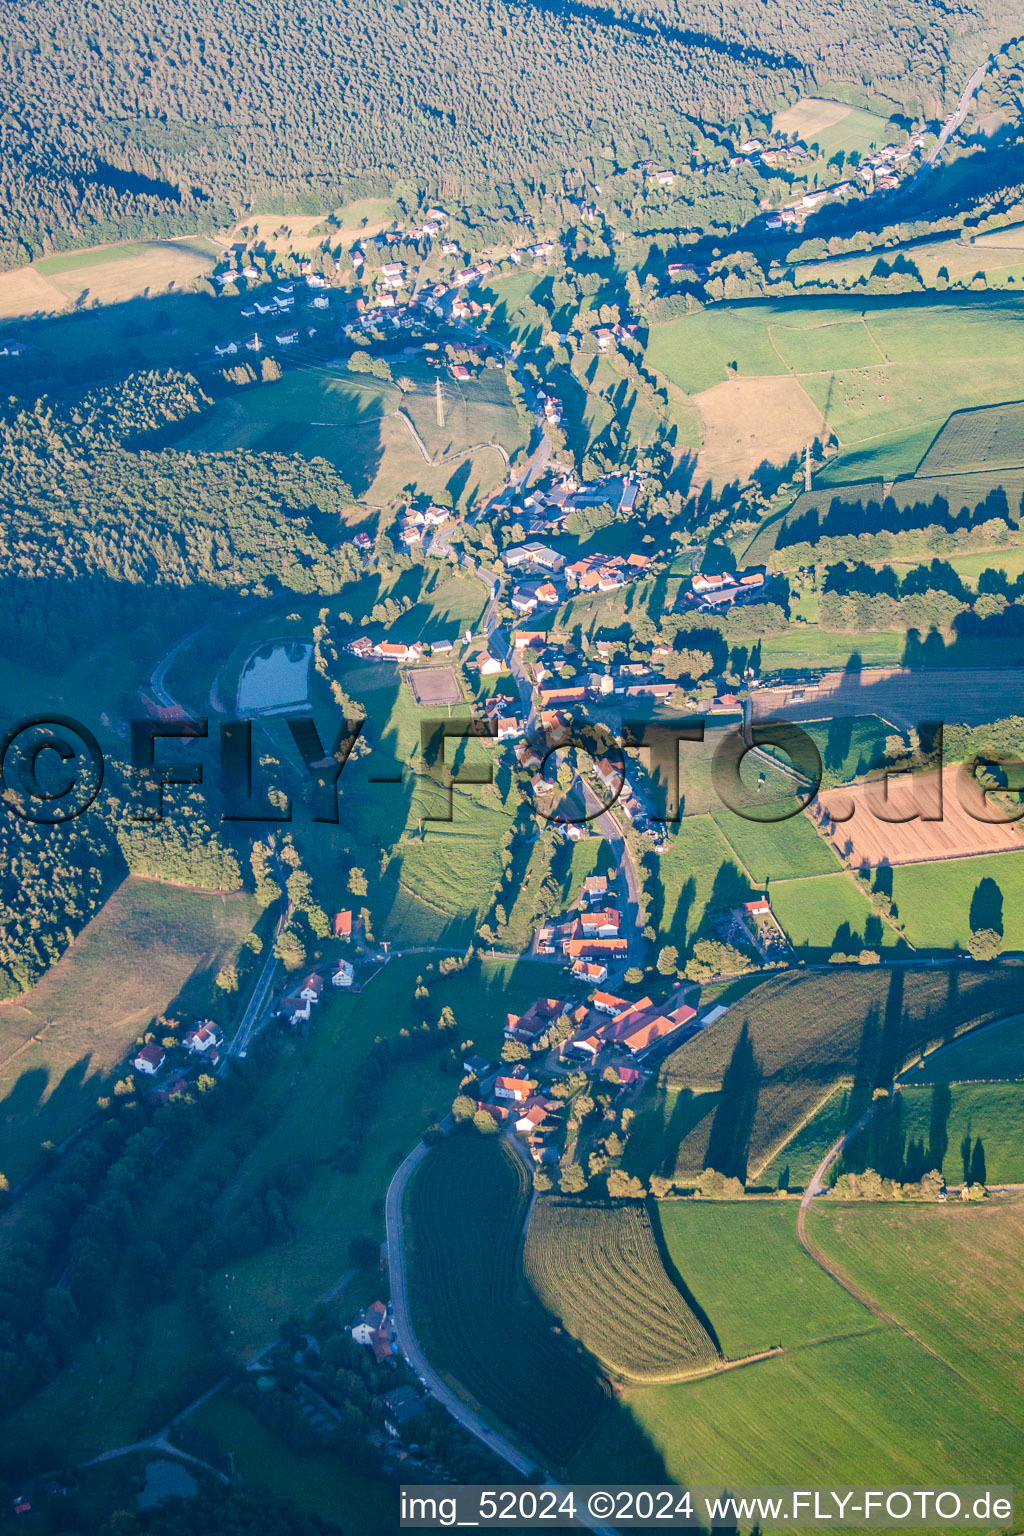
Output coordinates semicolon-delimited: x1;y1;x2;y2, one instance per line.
571;1200;1024;1500
768;871;901;954
890;850;1024;951
646;294;1024;484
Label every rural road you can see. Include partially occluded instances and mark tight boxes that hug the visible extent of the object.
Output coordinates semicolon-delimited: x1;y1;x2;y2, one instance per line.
385;1140;537;1477
917;57;994;177
385;1139;621;1535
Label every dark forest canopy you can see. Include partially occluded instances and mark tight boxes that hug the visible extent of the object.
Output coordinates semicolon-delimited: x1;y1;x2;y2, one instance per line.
2;0;1022;265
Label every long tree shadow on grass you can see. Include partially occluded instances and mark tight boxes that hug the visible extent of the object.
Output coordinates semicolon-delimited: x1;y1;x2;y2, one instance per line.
702;1022;762;1183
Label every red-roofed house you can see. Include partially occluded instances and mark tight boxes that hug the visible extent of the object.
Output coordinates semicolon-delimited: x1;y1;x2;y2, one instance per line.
571;957;609;983
333;910;353;938
580;908;620;938
592;990;628;1015
565;936;628;961
494;1075;538;1103
133;1042;165;1075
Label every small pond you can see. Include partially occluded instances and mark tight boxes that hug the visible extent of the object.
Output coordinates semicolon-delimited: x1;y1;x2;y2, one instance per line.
237;640;312;713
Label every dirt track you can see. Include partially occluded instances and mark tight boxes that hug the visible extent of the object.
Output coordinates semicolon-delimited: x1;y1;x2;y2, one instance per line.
754;666;1024;731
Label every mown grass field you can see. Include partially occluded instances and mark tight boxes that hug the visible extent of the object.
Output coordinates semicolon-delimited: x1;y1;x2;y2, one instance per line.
176;362;523;509
645;295;1024;487
571;1199;1024;1499
772;97;893;161
758;1086;851;1189
889;850;1024;950
657;962;1024;1180
524;1200;719;1381
768;871;902;955
810;1197;1024;1430
897;1081;1024;1185
0;878;256;1185
652;815;751;947
407;1135;608;1464
912;1011;1024;1082
712;807;841;885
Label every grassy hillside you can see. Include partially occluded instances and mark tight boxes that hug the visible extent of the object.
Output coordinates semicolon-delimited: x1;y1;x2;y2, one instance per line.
0;879;256;1185
657;962;1024;1179
406;1134;608;1465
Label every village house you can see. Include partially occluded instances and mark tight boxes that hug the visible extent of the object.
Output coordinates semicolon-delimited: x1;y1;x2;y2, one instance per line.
383;1387;424;1437
582;874;608;905
494;1075;539;1103
504;542;566;574
133;1042;166;1075
579;908;620;939
184;1021;222;1055
333;959;355;988
571;957;609;983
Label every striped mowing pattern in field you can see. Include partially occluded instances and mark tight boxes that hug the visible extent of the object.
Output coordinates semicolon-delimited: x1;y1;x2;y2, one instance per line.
524;1200;719;1381
916;402;1024;477
659;961;1024;1181
406;1135;607;1464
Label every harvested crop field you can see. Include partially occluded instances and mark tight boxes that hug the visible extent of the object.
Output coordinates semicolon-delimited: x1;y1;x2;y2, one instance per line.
817;765;1024;867
692;375;829;490
524;1199;720;1381
407;666;462;705
33;237;218;306
657;961;1024;1181
0;264;68;319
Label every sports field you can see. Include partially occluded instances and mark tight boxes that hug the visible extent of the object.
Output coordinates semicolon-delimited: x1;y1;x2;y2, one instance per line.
407;665;461;705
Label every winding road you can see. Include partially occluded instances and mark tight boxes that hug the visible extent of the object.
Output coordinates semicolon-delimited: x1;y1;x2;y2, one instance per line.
385;1140;620;1534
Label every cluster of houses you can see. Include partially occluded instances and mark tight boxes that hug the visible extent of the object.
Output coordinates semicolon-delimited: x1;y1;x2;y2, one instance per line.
565;992;698;1060
397;504;450;547
505;537;652;616
515;473;641;536
279;951;355;1027
688;567;768;611
131;1018;225;1104
535;871;628;979
346;634;454;665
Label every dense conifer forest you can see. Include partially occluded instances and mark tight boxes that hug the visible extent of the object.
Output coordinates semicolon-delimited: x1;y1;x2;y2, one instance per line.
2;0;1022;264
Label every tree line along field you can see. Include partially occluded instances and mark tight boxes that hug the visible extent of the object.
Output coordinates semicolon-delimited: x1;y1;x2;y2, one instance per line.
523;1200;720;1382
645;294;1024;489
656;962;1024;1183
0;878;256;1186
406;1134;608;1466
570;1200;1024;1500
